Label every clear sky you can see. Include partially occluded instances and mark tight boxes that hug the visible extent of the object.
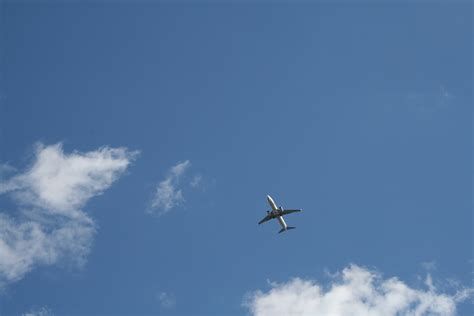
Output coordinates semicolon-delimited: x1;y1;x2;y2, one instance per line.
0;2;472;316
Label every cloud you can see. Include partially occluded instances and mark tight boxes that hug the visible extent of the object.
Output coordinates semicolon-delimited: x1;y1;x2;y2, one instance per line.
404;86;455;116
0;143;136;218
421;261;437;272
243;264;472;316
157;291;176;309
190;174;202;188
0;143;137;286
149;160;190;216
22;306;53;316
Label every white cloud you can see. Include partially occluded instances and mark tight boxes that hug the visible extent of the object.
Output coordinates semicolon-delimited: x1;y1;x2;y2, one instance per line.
149;160;190;216
169;160;190;178
22;306;53;316
0;143;137;286
0;143;135;218
243;264;472;316
157;291;176;309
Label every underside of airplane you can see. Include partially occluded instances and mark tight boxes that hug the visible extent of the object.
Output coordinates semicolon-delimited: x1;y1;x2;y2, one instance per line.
258;195;302;233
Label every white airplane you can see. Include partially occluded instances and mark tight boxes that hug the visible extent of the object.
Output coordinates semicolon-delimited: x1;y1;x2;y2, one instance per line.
258;195;302;233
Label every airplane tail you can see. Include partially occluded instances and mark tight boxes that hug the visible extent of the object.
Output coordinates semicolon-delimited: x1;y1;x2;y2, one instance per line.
278;226;296;234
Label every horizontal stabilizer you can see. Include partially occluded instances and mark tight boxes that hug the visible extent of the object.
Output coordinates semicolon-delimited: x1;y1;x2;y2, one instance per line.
278;226;296;234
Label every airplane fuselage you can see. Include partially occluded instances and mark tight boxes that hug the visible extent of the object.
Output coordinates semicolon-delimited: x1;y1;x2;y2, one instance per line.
267;195;278;211
277;215;288;230
267;195;288;230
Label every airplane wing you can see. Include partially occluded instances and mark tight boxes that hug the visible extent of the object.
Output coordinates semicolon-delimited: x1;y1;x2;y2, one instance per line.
281;209;302;216
258;214;273;225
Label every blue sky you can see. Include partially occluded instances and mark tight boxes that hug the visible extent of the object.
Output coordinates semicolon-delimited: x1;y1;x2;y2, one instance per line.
0;2;472;315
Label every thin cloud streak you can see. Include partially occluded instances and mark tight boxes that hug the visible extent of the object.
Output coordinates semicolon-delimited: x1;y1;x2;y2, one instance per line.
149;160;190;216
22;306;53;316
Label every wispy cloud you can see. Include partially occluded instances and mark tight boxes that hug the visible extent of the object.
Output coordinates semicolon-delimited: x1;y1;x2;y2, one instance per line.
421;260;437;272
243;264;472;316
157;291;176;309
190;174;202;188
22;306;53;316
404;85;455;116
149;160;191;216
0;143;138;286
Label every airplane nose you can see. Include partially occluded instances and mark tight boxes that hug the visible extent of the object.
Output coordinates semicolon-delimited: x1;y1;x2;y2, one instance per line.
267;195;275;205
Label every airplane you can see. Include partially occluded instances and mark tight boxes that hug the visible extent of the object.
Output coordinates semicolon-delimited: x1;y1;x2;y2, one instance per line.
258;195;302;233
